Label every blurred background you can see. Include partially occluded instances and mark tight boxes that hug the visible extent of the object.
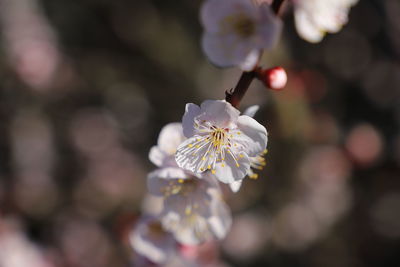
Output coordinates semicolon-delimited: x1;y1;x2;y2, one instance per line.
0;0;399;266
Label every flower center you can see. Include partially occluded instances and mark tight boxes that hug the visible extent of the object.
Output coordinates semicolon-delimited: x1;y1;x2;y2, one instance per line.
182;122;244;174
211;128;227;148
162;178;198;197
232;14;256;38
221;13;256;38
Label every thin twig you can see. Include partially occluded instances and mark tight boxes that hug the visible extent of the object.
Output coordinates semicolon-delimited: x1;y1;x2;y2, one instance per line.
271;0;286;14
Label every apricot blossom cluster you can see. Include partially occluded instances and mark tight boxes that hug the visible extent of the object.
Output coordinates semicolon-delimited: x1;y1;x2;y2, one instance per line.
130;0;358;265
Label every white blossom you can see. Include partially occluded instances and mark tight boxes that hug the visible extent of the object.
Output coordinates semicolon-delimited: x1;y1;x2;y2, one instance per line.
147;169;232;245
130;216;177;264
176;100;268;184
201;0;282;71
147;121;232;245
293;0;359;43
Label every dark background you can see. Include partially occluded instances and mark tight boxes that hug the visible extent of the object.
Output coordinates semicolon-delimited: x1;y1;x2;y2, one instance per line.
0;0;399;266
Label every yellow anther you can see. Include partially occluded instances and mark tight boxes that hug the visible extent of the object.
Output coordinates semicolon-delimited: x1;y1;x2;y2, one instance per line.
239;154;244;158
195;145;200;148
188;144;193;148
207;165;211;169
221;163;225;167
211;169;216;174
178;179;184;183
185;206;192;215
200;167;204;171
171;186;181;194
236;163;240;167
202;157;206;161
250;174;259;179
263;149;268;154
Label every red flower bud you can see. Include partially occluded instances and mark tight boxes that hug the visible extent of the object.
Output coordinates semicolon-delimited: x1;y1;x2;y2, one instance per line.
258;66;287;90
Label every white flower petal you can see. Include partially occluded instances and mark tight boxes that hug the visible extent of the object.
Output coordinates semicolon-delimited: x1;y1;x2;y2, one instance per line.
182;103;201;138
149;145;179;168
208;200;232;239
214;151;251;183
175;137;206;174
229;180;243;193
294;8;324;43
141;194;164;216
149;146;167;167
157;122;185;155
236;115;267;157
256;3;283;48
294;0;358;43
201;33;241;68
199;100;240;128
243;105;259;117
239;49;260;71
130;217;176;264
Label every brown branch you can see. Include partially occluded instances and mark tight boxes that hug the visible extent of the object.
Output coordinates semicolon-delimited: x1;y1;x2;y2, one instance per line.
225;0;286;108
225;70;257;108
271;0;286;14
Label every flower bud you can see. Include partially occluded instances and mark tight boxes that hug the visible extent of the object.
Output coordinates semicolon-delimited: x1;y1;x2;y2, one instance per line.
258;66;287;90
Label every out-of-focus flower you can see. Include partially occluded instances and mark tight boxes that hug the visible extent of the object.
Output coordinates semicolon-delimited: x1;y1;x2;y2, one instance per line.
0;219;54;267
0;0;61;90
141;194;164;216
293;0;358;43
345;123;383;167
176;100;268;184
200;0;282;71
130;217;177;264
149;122;186;168
148;170;232;245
